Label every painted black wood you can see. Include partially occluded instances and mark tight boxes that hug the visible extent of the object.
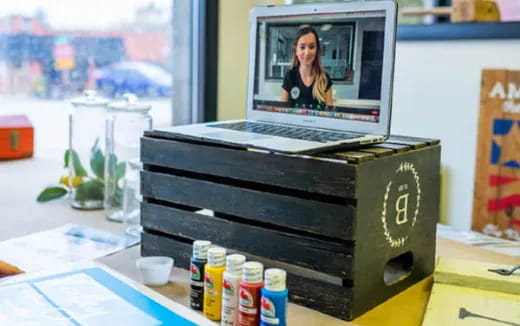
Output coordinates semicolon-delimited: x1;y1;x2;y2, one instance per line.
397;22;520;41
359;146;395;157
141;170;354;240
331;151;376;163
142;231;354;320
386;136;427;149
141;201;353;279
141;134;357;198
372;142;411;152
348;145;441;317
391;135;440;146
140;134;441;321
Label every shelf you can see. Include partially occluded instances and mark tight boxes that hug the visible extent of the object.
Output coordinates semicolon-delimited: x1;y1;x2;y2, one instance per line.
397;22;520;41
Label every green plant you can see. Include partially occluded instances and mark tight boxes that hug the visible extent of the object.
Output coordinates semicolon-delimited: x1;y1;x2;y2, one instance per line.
37;140;125;206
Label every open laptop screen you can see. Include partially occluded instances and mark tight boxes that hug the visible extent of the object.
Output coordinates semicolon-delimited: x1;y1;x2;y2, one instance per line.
253;10;386;123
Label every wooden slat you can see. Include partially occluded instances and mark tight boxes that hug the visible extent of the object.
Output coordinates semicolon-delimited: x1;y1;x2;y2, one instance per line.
332;151;376;163
386;136;427;149
434;257;520;295
141;202;353;279
372;142;411;153
141;135;356;198
141;231;354;321
358;147;395;157
141;171;354;240
391;135;440;146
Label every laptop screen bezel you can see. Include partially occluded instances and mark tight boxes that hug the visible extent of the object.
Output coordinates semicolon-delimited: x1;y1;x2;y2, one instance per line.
246;1;397;136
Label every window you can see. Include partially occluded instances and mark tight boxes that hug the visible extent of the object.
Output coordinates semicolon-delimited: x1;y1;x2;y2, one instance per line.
0;1;173;126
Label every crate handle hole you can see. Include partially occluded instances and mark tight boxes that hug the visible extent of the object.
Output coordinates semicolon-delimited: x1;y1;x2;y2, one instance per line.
384;251;413;286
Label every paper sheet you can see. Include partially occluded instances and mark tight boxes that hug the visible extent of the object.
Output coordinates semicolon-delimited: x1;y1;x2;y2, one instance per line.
0;264;212;326
0;224;139;272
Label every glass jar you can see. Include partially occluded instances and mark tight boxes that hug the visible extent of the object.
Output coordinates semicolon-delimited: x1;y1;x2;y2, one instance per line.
104;94;152;234
68;90;109;210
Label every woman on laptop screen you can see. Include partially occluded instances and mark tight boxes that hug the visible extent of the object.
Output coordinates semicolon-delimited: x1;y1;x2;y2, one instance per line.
280;26;333;109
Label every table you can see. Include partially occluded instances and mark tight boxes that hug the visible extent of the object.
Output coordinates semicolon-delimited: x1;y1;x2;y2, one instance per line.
1;149;518;326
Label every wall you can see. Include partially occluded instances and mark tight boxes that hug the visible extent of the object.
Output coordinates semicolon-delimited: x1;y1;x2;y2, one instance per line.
391;40;520;230
218;2;520;230
218;0;285;121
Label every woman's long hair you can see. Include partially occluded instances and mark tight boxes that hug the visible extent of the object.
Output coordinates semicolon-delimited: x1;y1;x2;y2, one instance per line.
291;26;328;104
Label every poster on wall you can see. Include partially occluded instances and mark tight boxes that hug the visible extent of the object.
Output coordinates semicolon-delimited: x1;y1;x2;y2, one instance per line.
472;69;520;241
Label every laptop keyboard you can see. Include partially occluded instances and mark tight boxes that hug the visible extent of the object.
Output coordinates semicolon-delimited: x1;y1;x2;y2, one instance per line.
208;121;359;143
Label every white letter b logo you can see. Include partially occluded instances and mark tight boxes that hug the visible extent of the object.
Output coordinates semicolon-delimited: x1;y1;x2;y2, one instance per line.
395;193;409;225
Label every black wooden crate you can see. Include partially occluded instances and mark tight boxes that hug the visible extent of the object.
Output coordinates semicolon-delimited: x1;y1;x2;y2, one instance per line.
140;131;440;321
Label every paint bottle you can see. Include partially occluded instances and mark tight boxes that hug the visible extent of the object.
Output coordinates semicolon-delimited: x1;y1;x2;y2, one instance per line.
260;269;288;326
190;240;211;310
238;261;264;326
221;254;246;326
203;246;227;321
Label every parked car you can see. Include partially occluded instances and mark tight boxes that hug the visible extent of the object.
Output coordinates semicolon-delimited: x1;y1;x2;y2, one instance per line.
95;61;172;98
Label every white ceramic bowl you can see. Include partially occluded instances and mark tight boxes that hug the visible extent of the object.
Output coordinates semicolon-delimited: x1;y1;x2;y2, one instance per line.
136;256;174;286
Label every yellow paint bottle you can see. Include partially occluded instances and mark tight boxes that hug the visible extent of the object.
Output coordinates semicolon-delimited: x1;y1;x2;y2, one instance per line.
204;247;227;321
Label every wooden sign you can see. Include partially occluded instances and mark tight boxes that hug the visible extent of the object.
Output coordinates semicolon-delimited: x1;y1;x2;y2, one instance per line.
422;257;520;326
472;69;520;241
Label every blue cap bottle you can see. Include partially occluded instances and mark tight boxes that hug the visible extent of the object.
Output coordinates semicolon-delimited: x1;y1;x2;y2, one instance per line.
260;268;288;326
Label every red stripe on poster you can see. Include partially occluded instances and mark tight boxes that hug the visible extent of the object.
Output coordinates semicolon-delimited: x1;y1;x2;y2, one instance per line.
489;175;520;186
487;194;520;212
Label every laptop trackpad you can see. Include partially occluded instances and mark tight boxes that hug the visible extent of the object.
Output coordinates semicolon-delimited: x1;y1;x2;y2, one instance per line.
201;131;270;142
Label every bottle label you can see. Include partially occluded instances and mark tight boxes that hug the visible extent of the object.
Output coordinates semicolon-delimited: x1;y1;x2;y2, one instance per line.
190;285;204;310
223;279;235;296
221;305;237;326
190;263;201;280
239;288;253;307
260;315;280;325
261;296;276;318
239;305;257;314
204;271;214;289
190;280;204;287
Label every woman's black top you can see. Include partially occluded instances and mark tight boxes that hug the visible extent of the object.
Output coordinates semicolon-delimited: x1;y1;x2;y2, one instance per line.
282;66;332;109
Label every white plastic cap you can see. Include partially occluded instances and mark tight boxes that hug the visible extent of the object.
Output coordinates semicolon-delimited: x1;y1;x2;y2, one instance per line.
207;247;226;267
242;261;264;283
70;89;109;107
226;254;246;273
264;268;286;292
192;240;211;260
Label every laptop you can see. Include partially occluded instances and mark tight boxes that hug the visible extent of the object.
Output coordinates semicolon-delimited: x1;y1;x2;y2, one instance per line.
160;0;397;154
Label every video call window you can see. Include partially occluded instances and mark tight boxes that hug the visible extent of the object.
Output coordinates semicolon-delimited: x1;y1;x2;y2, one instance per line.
253;11;386;123
265;23;355;83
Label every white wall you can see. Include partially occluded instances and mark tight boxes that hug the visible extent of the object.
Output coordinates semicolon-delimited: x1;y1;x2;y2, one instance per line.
391;40;520;230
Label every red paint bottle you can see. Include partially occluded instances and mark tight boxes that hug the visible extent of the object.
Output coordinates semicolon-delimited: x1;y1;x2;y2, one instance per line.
238;262;264;326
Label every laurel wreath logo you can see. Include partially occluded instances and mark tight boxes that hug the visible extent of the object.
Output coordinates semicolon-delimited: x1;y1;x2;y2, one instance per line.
381;162;422;248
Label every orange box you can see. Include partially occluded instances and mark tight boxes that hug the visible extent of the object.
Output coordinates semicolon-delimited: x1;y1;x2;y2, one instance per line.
0;115;34;159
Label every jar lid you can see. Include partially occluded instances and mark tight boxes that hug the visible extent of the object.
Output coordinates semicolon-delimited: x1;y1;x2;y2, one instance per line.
226;254;246;273
107;93;152;113
264;268;286;292
242;261;263;283
70;90;109;107
207;247;226;267
192;240;212;260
